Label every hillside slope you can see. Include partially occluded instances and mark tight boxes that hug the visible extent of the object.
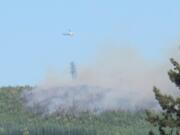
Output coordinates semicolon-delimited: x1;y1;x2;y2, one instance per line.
0;86;156;135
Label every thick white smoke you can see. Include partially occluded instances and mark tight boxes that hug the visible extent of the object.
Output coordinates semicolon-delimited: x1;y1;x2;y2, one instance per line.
22;44;180;115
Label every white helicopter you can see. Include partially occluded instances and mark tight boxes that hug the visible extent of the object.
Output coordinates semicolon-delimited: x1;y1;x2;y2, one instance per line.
62;29;75;37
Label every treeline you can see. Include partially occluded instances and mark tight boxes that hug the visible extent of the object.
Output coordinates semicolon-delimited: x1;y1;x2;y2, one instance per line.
0;85;155;135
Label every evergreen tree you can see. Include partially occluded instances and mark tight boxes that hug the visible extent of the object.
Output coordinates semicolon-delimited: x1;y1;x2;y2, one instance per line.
146;58;180;135
70;61;77;79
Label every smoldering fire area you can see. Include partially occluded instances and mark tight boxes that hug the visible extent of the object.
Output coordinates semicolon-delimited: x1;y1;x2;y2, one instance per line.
21;46;180;116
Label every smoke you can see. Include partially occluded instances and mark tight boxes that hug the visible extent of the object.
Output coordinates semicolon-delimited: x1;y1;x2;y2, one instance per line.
22;44;180;115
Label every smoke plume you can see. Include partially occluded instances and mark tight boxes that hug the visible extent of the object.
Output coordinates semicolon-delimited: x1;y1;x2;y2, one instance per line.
22;44;180;115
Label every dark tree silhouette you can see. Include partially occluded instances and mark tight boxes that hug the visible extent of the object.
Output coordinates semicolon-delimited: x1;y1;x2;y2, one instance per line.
70;62;77;79
146;58;180;135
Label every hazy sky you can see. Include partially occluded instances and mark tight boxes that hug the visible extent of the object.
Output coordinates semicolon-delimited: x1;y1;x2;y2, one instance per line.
0;0;180;85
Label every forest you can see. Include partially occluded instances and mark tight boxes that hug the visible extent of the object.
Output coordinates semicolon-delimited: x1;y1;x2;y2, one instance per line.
0;86;157;135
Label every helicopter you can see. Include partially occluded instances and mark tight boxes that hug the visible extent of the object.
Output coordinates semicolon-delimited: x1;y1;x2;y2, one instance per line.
62;29;75;37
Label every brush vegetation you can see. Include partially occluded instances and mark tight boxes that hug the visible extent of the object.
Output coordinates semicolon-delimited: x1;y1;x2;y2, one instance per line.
0;86;157;135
